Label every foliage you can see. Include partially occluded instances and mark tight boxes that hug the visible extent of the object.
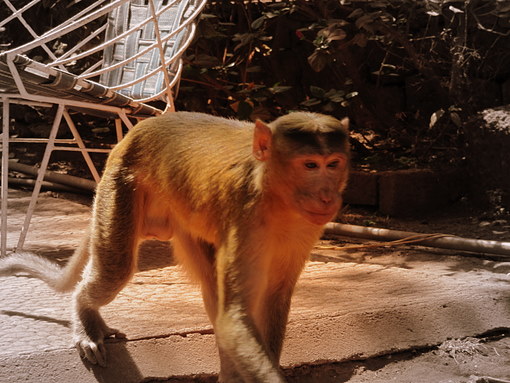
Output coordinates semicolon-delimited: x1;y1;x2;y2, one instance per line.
178;0;510;169
2;0;509;170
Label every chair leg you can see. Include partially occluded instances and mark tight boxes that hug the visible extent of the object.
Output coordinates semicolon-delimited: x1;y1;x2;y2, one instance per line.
117;110;134;131
1;99;10;256
115;118;124;142
62;110;101;183
16;104;65;251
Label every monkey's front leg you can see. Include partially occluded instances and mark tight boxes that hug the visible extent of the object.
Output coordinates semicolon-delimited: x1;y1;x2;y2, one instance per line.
214;235;286;383
215;303;285;383
71;258;132;366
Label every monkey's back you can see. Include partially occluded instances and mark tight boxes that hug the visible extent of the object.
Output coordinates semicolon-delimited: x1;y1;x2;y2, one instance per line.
107;112;261;219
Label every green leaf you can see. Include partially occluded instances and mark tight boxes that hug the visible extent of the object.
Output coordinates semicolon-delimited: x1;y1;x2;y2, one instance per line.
324;89;337;98
352;33;368;47
326;89;346;103
191;54;221;68
92;127;110;134
310;86;326;98
269;85;293;94
264;11;279;19
200;22;228;39
308;50;330;72
251;16;266;30
448;5;464;14
326;28;347;42
348;9;364;19
450;112;462;127
233;33;257;50
322;102;335;113
429;109;445;128
199;13;218;19
355;13;379;30
301;98;322;107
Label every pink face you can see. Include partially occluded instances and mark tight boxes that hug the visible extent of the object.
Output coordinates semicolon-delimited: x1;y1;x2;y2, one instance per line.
286;153;348;225
252;116;350;226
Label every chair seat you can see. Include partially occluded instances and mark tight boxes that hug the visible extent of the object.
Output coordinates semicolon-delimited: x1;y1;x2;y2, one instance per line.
0;53;161;117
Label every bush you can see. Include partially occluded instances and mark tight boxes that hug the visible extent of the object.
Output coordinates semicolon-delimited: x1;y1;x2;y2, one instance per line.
177;0;510;169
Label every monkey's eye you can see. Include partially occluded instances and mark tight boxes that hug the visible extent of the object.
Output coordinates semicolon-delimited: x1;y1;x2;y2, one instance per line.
304;162;319;169
327;160;340;169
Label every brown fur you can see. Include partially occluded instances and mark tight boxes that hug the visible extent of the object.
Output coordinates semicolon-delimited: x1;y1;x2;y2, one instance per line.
0;111;349;382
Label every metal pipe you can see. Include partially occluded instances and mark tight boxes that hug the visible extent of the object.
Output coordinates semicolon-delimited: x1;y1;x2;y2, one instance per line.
8;161;96;191
8;177;89;194
324;222;510;257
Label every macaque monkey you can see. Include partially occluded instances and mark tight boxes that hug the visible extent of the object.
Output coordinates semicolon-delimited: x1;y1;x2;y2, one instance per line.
0;111;349;382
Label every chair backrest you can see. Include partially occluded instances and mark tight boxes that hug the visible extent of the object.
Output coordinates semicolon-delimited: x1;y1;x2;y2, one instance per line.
100;0;200;102
0;0;207;109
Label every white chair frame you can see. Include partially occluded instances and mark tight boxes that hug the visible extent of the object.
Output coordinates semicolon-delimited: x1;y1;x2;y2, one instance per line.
0;0;207;255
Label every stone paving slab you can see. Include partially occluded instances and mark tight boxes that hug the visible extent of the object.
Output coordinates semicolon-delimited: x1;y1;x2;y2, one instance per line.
1;190;510;382
1;256;509;382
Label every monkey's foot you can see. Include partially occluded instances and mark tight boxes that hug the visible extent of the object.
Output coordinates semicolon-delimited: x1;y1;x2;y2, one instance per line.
75;335;107;367
74;326;126;367
104;326;127;340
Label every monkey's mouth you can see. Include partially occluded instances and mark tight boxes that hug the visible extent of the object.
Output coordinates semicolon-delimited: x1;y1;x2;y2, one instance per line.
303;209;336;225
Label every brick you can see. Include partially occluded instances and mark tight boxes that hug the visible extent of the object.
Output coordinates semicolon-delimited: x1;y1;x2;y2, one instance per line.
378;169;464;217
502;79;510;104
343;171;378;206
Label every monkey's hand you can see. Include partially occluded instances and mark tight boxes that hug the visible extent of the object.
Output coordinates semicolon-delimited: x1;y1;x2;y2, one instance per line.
74;318;126;367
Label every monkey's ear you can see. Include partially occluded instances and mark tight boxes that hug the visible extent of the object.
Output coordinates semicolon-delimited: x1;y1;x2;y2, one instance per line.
340;117;349;130
253;120;272;161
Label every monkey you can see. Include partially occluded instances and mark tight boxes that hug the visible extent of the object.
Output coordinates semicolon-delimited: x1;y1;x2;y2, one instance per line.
0;111;349;382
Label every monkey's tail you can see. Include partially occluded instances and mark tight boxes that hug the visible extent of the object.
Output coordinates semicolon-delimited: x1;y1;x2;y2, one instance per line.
0;235;91;293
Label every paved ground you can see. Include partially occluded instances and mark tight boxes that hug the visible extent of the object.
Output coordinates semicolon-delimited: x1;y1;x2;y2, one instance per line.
1;189;510;382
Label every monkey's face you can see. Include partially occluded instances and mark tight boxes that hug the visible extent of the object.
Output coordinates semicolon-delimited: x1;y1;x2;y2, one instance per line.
282;152;348;226
254;113;350;226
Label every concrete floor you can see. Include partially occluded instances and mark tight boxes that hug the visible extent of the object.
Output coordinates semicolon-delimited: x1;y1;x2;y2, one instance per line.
1;189;509;382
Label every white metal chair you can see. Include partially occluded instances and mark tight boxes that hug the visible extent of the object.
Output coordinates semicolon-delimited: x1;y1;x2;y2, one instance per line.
0;0;207;255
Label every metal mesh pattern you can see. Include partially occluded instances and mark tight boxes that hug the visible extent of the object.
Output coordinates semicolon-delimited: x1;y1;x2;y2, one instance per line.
0;0;206;110
100;0;197;101
0;0;206;255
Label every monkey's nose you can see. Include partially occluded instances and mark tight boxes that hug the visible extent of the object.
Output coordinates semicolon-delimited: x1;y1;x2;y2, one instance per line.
319;189;333;204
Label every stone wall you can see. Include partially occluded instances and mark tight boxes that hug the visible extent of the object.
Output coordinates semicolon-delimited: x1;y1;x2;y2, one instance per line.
464;106;510;211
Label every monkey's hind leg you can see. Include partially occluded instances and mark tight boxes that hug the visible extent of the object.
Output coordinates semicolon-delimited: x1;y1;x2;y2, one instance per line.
72;169;139;367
